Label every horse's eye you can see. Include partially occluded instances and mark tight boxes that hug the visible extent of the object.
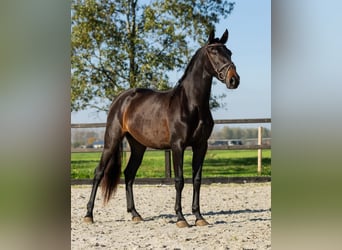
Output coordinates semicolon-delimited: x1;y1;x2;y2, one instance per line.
211;49;218;55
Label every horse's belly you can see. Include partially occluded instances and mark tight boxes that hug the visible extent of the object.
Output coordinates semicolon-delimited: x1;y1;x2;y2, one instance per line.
127;118;171;149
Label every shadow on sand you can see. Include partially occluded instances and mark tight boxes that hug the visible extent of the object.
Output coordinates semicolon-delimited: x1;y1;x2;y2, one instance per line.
140;207;271;225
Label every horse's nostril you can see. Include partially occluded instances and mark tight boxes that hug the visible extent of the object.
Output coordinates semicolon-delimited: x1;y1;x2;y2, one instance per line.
230;77;235;85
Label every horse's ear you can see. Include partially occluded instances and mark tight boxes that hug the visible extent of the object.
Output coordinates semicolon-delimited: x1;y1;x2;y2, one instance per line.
208;29;215;44
219;29;229;44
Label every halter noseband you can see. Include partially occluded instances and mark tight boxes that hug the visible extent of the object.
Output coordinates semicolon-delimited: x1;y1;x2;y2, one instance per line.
205;44;235;82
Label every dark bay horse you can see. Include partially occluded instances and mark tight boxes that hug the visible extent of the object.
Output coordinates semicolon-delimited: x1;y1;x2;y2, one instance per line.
84;29;240;227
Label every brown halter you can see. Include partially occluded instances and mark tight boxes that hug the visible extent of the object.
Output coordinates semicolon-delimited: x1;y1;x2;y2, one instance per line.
205;44;235;82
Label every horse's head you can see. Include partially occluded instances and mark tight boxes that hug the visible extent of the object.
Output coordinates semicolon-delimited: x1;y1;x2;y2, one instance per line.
205;29;240;89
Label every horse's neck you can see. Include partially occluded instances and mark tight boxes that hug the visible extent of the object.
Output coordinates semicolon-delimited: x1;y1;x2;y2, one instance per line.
180;61;212;110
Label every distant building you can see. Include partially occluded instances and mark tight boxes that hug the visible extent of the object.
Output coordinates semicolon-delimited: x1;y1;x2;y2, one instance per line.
208;139;243;146
92;140;104;148
227;139;243;146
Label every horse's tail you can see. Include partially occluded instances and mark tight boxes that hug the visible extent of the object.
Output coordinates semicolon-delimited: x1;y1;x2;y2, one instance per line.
100;139;122;204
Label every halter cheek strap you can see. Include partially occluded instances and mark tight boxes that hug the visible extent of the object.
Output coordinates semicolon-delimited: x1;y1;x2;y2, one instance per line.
205;44;235;82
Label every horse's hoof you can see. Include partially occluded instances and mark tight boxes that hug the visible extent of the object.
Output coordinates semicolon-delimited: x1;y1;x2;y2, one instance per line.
84;216;94;223
132;216;143;222
176;220;190;228
195;219;209;226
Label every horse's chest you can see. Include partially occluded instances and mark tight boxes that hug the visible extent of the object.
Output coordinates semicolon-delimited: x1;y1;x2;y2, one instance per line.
192;119;214;141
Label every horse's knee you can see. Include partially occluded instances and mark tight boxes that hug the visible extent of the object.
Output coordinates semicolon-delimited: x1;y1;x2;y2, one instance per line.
174;177;184;190
193;174;201;182
193;176;202;187
175;176;184;183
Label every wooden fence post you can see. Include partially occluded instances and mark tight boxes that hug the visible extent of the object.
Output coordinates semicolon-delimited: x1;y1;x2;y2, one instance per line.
258;126;262;175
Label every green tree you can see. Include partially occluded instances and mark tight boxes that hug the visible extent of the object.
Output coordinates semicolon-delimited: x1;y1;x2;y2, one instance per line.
71;0;235;112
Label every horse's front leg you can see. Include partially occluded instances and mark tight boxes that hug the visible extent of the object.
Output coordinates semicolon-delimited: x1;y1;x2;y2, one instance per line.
171;144;188;228
192;143;209;226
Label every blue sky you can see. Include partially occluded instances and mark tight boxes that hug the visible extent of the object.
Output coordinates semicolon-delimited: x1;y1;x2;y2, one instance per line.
71;0;271;124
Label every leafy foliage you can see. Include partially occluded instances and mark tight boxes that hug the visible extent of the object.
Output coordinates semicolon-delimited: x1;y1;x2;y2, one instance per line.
71;0;235;112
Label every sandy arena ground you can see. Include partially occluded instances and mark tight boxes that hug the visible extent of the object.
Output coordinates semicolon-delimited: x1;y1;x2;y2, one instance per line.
71;183;271;249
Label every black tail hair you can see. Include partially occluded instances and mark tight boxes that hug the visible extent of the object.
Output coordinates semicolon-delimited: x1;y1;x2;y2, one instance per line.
101;143;122;203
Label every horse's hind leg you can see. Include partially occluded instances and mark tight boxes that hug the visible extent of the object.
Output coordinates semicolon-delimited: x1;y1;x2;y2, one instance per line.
124;134;146;221
84;163;104;223
84;138;121;223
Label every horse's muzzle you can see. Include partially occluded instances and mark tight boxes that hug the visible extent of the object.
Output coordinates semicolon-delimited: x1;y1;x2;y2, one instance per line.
223;63;240;89
226;74;240;89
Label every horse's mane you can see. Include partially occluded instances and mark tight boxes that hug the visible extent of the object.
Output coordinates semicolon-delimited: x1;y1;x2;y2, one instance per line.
176;47;205;85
